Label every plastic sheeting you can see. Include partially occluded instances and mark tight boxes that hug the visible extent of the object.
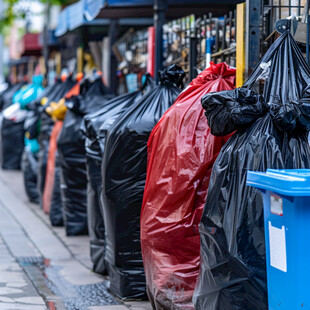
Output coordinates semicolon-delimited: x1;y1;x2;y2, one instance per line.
101;65;184;300
82;76;153;274
58;76;113;236
194;31;310;310
141;62;235;310
21;147;39;203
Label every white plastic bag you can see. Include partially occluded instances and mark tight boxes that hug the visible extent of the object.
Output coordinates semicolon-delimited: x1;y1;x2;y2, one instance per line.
3;103;28;122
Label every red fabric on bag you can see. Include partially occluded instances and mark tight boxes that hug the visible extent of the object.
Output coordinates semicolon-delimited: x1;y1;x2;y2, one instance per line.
140;62;236;309
42;121;63;214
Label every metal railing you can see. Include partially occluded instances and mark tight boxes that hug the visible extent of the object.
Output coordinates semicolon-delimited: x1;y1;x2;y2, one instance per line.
261;0;310;62
162;12;236;84
113;28;149;93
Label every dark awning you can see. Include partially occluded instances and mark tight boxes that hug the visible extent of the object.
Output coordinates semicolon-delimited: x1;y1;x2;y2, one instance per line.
55;0;243;36
96;0;244;19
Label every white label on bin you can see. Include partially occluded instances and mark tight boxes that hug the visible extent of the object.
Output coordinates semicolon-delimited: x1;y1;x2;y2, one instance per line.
270;194;283;216
269;222;287;272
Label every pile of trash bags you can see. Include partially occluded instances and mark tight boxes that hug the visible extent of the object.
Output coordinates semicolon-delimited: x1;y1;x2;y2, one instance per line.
57;73;114;236
141;62;235;309
101;65;185;299
194;31;310;309
43;74;84;224
1;79;34;170
81;74;154;274
37;77;76;204
3;30;309;310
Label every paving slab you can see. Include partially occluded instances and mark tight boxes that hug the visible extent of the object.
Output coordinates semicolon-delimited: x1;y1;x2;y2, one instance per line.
88;306;128;310
0;169;152;310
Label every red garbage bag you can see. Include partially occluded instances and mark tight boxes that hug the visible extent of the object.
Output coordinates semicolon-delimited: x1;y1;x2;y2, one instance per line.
140;62;235;309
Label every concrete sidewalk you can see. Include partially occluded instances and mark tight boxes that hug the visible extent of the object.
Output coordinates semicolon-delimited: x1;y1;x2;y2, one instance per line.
0;169;152;310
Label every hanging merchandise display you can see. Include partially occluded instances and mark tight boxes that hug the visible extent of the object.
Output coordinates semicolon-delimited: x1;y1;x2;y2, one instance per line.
81;75;154;275
37;78;75;205
193;31;310;310
101;65;185;300
58;75;114;236
141;62;235;310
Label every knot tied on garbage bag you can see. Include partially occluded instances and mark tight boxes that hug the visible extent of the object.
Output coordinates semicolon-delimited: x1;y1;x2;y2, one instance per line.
158;64;185;88
202;86;310;136
193;62;236;87
202;87;267;136
269;93;310;132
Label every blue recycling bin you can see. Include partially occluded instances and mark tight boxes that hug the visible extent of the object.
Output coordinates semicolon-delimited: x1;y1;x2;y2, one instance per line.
246;169;310;309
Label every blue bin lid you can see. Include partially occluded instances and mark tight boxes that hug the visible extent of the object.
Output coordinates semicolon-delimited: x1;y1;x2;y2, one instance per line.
247;169;310;196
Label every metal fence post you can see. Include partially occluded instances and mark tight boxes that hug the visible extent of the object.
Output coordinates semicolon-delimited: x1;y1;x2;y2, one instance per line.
246;0;262;74
109;19;119;93
189;19;198;82
154;0;168;84
307;0;310;65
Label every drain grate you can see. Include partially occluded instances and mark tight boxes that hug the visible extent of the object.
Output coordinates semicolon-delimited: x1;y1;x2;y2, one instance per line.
64;282;121;309
16;256;45;265
16;256;122;309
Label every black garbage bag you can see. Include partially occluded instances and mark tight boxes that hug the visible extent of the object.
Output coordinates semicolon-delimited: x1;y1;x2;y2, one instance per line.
101;65;185;300
194;31;310;310
0;83;13;111
81;76;154;275
24;111;40;140
1;117;25;169
0;82;25;111
49;150;63;226
58;76;114;236
37;78;75;204
0;84;11;111
21;147;39;203
0;83;27;170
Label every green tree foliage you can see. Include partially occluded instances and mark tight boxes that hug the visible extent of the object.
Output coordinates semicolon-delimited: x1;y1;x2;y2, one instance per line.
0;0;77;32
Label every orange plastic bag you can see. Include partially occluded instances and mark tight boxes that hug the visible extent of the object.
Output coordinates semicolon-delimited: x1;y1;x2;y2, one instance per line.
42;121;63;214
